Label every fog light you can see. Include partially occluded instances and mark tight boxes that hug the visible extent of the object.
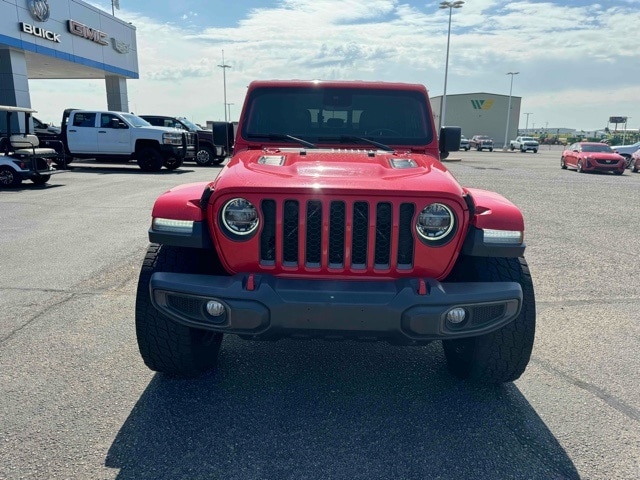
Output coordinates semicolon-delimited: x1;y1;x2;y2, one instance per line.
206;301;225;317
446;308;466;324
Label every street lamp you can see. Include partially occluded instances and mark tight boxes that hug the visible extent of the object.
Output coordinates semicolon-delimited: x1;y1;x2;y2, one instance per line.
523;112;532;134
226;103;235;121
217;50;232;123
438;0;464;130
503;72;519;150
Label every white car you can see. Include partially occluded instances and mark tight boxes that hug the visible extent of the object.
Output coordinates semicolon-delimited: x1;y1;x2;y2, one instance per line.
460;135;470;151
611;141;640;168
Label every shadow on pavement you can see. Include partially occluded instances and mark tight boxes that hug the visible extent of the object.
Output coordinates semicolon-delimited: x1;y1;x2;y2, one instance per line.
106;339;579;480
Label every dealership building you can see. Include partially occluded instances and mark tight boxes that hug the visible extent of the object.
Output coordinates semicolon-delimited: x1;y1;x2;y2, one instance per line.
431;93;522;148
0;0;138;131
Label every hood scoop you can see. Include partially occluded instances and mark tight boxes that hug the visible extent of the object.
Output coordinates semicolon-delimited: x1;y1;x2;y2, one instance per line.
389;158;418;169
258;155;286;166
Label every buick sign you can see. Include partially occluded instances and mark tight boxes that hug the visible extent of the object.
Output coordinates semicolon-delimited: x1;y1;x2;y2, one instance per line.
28;0;50;22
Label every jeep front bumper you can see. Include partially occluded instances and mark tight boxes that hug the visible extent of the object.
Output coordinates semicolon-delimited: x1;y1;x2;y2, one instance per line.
149;273;522;343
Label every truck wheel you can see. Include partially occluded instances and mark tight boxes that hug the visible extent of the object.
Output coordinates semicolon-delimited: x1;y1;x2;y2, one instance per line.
195;146;214;166
31;175;51;185
136;147;163;172
489;148;493;152
442;256;536;384
0;166;21;187
164;157;183;170
533;149;537;153
135;244;224;376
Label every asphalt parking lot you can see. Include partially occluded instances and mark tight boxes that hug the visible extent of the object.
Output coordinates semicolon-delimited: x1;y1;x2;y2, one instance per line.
1;147;639;479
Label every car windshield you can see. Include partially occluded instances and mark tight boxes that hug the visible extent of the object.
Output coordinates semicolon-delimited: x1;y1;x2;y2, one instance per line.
121;113;151;127
177;117;201;131
243;86;433;146
520;137;535;141
581;144;614;153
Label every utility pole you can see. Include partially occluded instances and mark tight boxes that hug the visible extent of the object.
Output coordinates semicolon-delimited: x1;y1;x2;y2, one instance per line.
217;50;231;123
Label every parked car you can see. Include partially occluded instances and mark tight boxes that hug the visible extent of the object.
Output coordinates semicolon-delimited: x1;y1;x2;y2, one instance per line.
459;135;470;151
469;135;494;151
140;115;227;166
560;142;626;175
135;79;536;385
32;116;61;140
509;136;539;153
630;149;640;173
611;141;640;168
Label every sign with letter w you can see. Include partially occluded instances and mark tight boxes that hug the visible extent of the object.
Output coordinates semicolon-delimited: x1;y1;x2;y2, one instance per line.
471;99;494;110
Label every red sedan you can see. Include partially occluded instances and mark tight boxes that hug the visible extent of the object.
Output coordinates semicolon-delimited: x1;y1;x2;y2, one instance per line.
561;142;626;175
630;149;640;173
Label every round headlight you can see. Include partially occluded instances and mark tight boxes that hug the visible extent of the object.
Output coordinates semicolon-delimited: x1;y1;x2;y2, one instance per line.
222;198;259;236
416;203;454;241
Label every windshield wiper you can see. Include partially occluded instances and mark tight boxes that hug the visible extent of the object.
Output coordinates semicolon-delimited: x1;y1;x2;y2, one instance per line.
248;133;317;149
331;135;395;152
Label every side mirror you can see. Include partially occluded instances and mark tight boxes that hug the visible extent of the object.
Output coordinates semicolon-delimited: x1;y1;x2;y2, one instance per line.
439;126;461;159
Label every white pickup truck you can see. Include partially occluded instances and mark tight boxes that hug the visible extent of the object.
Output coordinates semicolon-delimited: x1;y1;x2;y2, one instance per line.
51;109;197;171
509;136;539;153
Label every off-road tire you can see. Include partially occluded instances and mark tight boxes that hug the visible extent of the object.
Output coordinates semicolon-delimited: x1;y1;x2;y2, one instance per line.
135;244;225;376
163;157;183;170
136;147;164;172
442;256;536;384
0;166;21;187
195;145;214;166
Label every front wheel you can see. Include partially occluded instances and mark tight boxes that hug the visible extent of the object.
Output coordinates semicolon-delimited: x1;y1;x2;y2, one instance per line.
489;147;493;152
632;158;638;173
135;244;224;376
195;145;214;166
442;257;536;384
622;155;632;168
577;160;584;173
136;147;163;172
560;156;567;169
0;166;21;187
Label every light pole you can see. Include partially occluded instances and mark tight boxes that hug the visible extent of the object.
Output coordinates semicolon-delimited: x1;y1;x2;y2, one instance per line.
503;71;519;150
226;103;235;121
438;1;464;130
217;50;231;123
523;112;532;134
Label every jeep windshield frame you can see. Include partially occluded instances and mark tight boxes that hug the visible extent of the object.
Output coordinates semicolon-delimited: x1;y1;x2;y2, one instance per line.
241;86;433;148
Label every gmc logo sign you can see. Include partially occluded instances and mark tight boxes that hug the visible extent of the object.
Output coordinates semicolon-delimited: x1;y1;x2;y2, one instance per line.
68;20;109;46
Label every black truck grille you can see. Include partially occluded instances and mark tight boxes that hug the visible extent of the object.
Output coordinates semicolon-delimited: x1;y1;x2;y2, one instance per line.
260;198;415;271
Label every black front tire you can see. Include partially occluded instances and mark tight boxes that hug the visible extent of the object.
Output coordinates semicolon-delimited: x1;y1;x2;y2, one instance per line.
442;256;536;384
136;147;164;172
560;156;567;169
0;166;21;187
135;244;224;376
195;145;214;166
632;159;638;173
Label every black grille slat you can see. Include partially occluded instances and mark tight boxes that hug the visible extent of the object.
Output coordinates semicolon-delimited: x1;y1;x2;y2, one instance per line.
351;202;369;268
397;203;415;269
260;200;276;264
471;304;506;325
283;200;299;265
306;201;322;266
329;202;346;267
374;202;392;267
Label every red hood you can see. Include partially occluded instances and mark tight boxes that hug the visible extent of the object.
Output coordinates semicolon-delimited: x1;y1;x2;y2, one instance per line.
213;148;464;200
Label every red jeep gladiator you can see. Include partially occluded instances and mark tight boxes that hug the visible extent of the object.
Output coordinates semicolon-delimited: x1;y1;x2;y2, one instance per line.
135;80;535;384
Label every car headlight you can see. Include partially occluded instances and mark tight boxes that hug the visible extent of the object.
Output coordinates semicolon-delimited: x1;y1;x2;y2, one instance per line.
221;198;259;236
163;132;183;145
416;203;455;242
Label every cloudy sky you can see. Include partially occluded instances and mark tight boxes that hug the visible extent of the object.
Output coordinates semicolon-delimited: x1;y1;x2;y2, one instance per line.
29;0;640;132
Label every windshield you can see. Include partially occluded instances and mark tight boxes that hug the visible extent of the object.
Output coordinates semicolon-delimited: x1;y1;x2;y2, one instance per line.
242;86;433;146
520;137;535;141
121;113;151;127
582;144;614;153
177;117;201;131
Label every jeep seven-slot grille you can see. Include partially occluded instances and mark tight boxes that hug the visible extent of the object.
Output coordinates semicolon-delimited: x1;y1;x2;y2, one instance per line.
260;199;416;271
